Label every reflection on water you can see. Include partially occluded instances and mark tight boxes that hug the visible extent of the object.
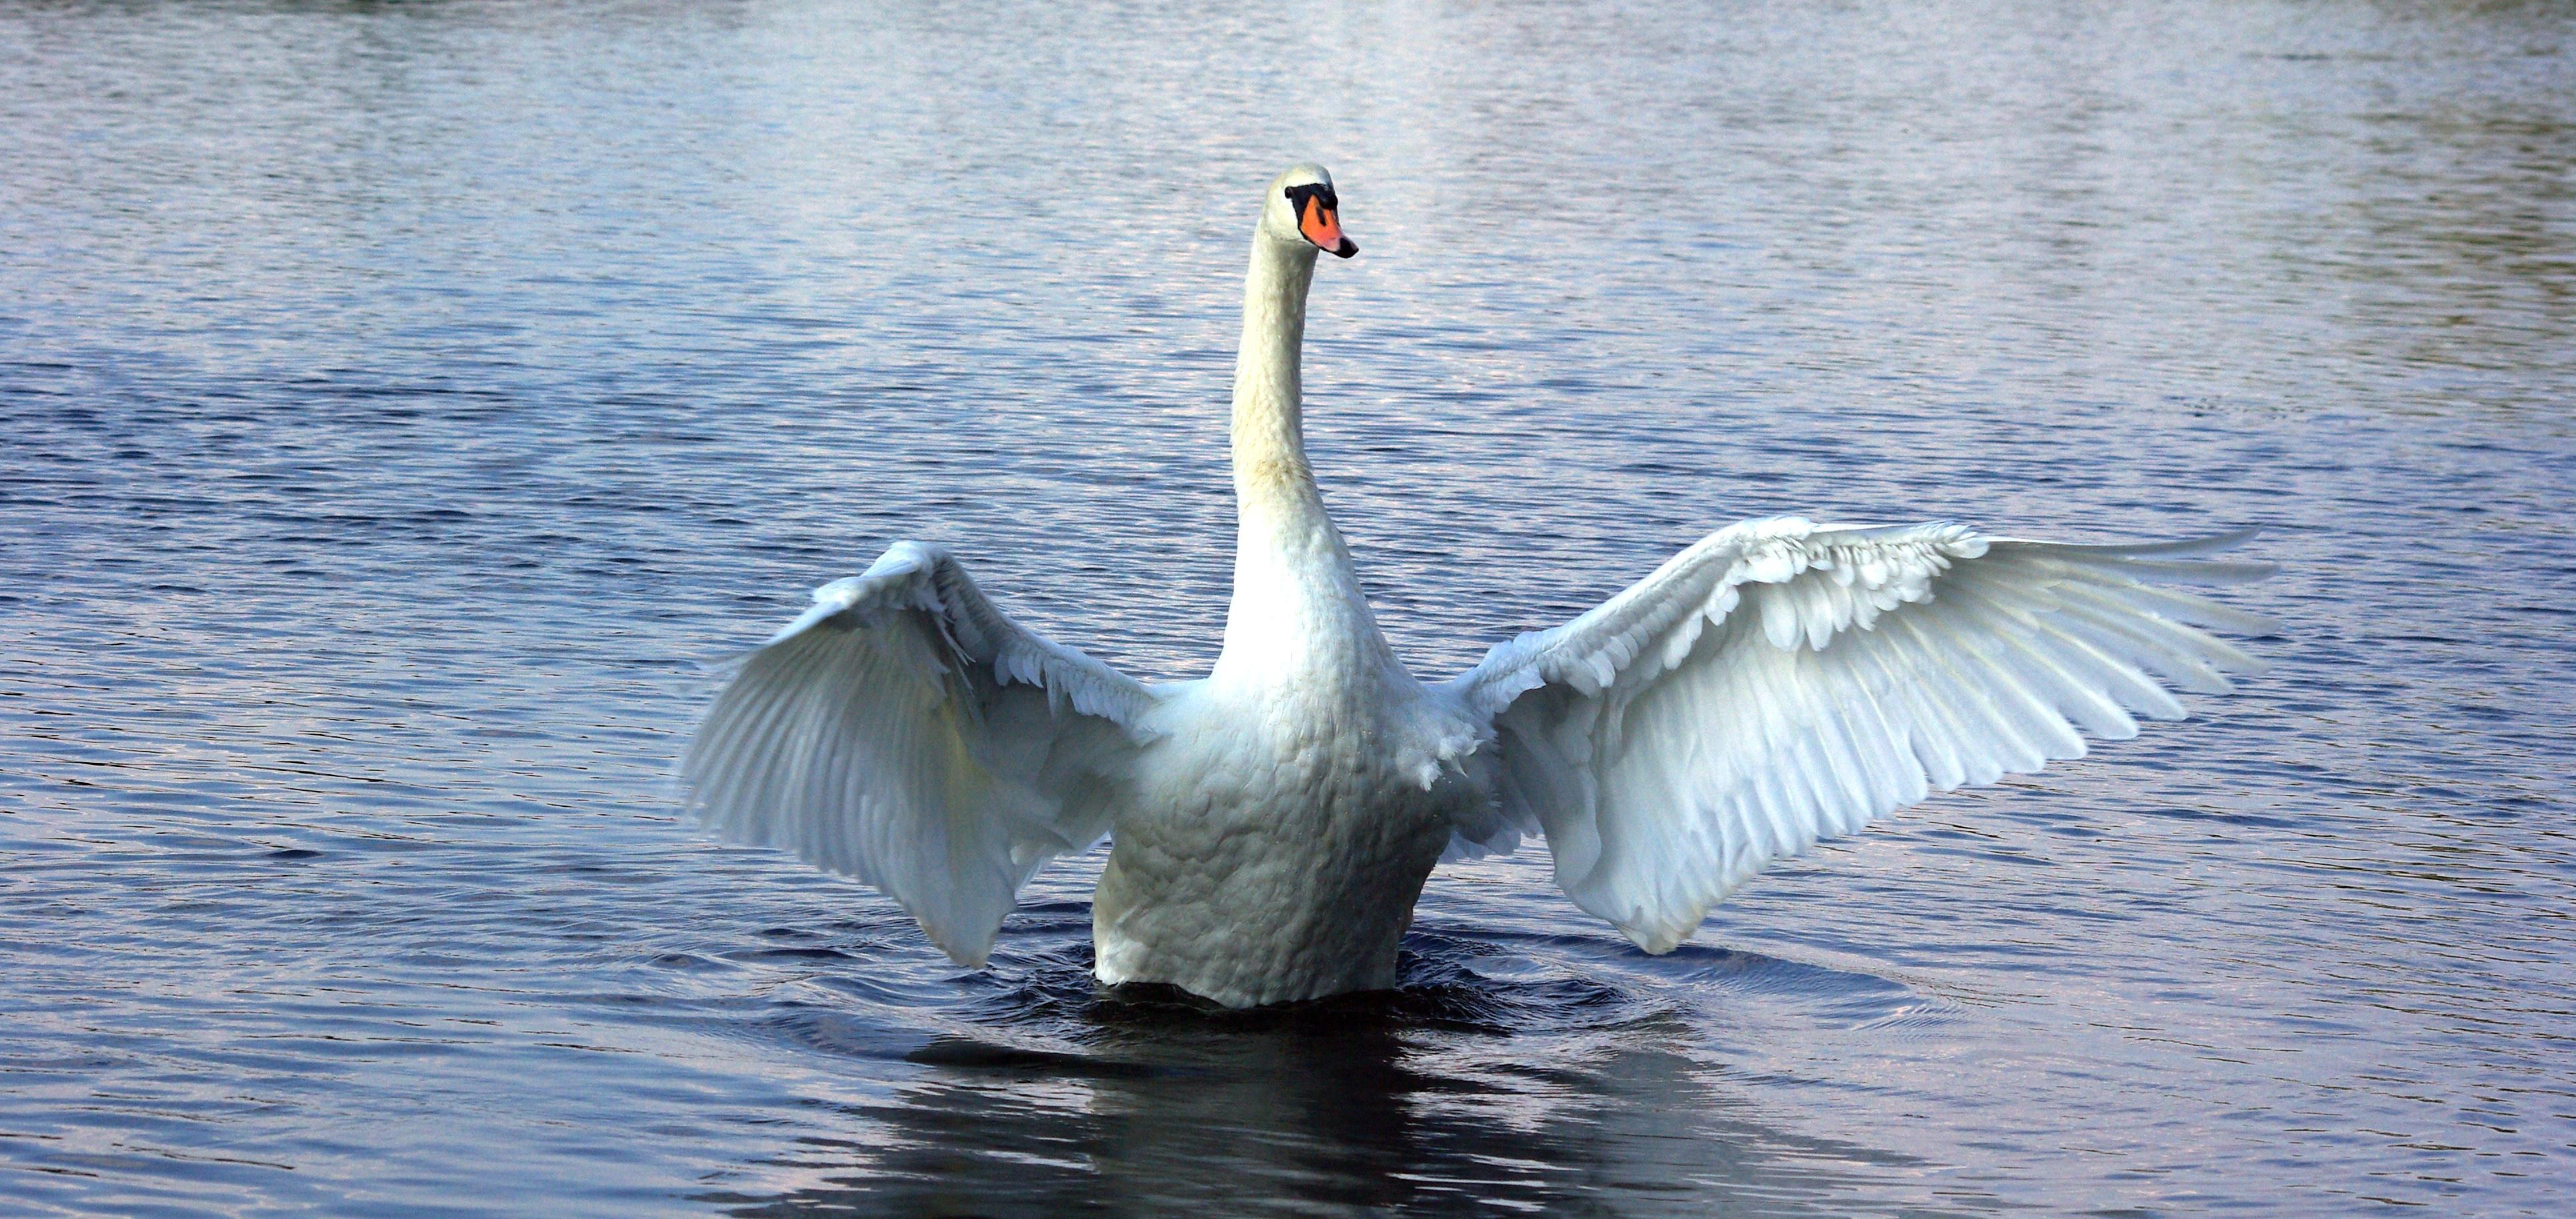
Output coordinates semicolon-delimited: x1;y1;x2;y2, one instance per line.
722;942;1945;1219
4;0;2574;1214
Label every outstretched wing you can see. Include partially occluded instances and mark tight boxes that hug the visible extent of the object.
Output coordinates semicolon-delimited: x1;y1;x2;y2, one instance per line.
1444;517;2277;954
683;541;1158;966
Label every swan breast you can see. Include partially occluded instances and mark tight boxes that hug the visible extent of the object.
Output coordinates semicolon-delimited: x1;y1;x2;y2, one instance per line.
1090;678;1474;1006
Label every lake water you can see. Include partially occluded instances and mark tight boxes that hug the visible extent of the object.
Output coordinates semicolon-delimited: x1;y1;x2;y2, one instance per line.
5;1;2573;1214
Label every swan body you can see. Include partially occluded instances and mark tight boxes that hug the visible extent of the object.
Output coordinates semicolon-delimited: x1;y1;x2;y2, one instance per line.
685;163;2277;1008
1093;676;1475;1007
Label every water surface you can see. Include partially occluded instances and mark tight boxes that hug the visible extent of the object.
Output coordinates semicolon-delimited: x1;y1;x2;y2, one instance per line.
4;1;2573;1214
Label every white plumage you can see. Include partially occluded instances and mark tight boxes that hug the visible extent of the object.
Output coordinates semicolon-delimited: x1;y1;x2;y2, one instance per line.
684;164;2277;1008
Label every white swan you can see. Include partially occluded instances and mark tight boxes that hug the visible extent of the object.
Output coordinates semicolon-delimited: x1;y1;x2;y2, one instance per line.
683;163;2276;1009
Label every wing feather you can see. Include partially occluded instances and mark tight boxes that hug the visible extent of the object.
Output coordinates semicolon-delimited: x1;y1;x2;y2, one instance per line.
683;542;1155;966
1445;517;2275;953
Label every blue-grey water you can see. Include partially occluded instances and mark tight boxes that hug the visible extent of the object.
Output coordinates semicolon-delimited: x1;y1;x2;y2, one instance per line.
5;1;2572;1214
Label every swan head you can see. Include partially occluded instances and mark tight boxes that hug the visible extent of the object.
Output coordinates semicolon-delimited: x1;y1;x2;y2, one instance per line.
1262;163;1357;259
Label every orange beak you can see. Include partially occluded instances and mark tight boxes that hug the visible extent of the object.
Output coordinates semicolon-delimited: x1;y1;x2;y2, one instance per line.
1299;195;1357;258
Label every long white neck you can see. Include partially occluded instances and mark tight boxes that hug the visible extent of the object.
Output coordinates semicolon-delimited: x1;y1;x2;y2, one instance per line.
1214;232;1389;682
